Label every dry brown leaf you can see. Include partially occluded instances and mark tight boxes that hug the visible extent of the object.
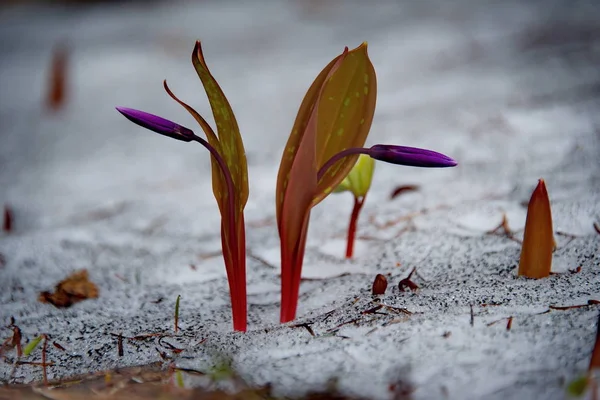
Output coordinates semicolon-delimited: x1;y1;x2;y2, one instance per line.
39;270;99;308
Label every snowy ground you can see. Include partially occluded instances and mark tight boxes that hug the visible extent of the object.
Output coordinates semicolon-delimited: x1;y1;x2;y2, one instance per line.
1;1;599;399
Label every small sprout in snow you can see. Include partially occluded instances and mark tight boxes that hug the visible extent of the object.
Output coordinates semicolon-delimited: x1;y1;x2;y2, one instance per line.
470;304;475;327
333;154;375;258
371;273;388;295
276;42;457;323
174;295;181;333
117;41;249;331
23;335;43;357
3;205;13;233
518;179;555;279
117;333;124;357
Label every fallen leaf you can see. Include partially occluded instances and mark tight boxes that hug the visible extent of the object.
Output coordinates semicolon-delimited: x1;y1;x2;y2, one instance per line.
39;270;99;308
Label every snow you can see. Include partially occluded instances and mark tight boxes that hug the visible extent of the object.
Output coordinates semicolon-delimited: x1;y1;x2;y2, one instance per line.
1;0;599;399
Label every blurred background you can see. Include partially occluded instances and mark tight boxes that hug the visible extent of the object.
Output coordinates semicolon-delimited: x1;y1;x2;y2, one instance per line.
0;0;599;234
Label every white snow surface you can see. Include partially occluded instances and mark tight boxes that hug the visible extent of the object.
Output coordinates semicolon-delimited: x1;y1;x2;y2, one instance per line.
1;1;599;399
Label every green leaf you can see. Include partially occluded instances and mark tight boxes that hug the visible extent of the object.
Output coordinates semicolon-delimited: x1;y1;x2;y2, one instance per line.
192;41;248;212
276;51;346;229
23;335;43;356
566;375;588;397
174;294;181;332
175;370;185;388
333;154;375;197
312;42;377;206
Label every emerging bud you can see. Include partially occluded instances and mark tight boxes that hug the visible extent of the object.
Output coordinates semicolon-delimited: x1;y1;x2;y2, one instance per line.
372;274;388;295
368;145;457;168
518;179;554;279
334;154;375;198
116;107;196;142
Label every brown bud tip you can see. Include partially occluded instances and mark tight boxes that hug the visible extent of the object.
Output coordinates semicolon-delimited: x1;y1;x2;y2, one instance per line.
3;205;13;233
518;179;554;279
47;43;68;112
372;274;388;295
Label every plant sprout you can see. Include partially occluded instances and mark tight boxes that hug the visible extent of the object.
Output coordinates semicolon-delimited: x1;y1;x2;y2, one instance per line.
276;43;457;323
117;41;457;328
116;41;249;332
333;154;375;258
518;179;555;279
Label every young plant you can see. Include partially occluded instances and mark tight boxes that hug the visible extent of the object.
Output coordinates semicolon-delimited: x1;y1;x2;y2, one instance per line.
116;41;249;332
276;43;457;323
518;179;555;278
332;154;375;258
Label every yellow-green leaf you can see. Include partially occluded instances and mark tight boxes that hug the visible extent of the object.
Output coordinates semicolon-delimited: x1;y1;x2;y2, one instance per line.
276;50;346;229
333;154;375;197
566;375;588;397
312;42;377;206
192;41;249;213
163;80;225;215
23;335;43;356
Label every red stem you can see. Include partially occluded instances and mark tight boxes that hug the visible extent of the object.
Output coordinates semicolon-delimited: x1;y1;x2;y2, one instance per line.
42;335;48;386
280;148;371;323
280;213;310;323
192;136;246;332
346;196;365;259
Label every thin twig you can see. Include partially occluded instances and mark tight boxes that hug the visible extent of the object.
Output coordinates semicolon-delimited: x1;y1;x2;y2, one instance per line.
292;323;315;337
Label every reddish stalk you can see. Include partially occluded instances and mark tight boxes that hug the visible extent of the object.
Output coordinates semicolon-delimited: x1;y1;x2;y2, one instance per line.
191;136;246;331
346;196;366;258
280;148;369;323
41;334;48;386
280;215;310;323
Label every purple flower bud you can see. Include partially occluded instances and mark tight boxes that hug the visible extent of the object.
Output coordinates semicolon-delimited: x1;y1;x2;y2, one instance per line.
368;145;457;168
116;107;195;142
